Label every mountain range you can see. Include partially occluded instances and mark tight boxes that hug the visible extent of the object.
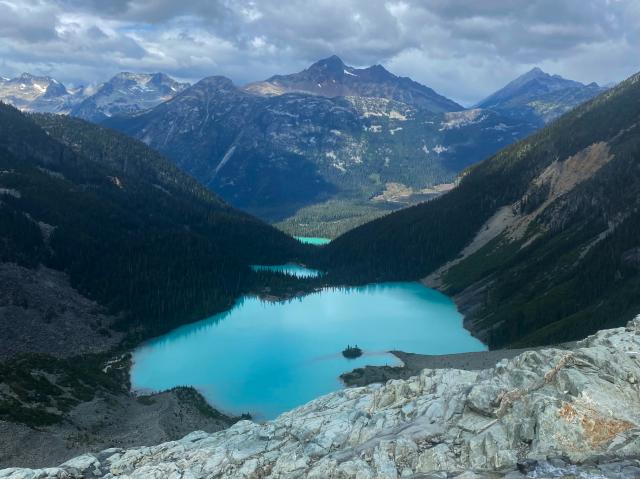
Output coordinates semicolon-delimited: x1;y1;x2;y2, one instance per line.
106;72;538;219
103;58;549;220
70;72;189;122
1;59;607;224
0;72;188;121
245;54;463;112
0;73;81;113
105;58;606;221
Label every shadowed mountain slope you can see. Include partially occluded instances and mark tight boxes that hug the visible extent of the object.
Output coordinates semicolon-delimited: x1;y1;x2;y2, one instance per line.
321;71;640;348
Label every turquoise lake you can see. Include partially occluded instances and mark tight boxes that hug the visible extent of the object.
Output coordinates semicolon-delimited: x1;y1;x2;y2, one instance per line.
251;263;322;278
131;276;486;419
295;236;331;245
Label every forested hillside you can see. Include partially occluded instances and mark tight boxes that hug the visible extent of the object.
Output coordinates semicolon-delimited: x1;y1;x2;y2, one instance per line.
320;72;640;348
0;105;305;339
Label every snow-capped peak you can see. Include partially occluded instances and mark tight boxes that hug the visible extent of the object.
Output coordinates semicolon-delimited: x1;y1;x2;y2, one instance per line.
0;72;80;113
70;72;189;122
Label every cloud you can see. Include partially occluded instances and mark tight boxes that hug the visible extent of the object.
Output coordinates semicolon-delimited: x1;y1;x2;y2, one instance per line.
0;1;59;43
0;0;638;104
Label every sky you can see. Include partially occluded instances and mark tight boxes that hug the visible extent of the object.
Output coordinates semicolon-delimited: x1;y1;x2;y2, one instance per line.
0;0;638;105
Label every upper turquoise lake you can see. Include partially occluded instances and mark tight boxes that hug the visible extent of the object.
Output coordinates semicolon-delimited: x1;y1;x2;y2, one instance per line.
251;263;322;278
131;275;486;419
295;236;331;245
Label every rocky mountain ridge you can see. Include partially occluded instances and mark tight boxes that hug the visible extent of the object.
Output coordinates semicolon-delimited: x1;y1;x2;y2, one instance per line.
105;59;606;224
1;62;605;227
0;72;188;121
106;69;537;220
0;73;83;113
70;72;189;122
476;67;606;123
245;55;463;113
4;316;640;478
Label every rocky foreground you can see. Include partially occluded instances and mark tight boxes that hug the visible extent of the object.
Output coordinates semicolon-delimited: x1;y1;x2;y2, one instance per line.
3;318;640;478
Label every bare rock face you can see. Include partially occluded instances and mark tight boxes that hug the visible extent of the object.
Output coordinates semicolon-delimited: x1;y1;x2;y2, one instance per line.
3;317;640;478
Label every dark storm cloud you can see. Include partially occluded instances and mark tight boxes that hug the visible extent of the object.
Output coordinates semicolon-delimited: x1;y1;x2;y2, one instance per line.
53;0;230;22
0;0;637;104
0;1;59;43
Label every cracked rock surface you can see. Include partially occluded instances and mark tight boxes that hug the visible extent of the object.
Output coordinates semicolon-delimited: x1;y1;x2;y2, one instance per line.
3;317;640;478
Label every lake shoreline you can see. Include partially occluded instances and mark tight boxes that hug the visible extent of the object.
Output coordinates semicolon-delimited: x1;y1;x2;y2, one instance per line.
340;342;578;387
249;278;536;388
0;268;489;467
131;280;484;419
0;366;242;470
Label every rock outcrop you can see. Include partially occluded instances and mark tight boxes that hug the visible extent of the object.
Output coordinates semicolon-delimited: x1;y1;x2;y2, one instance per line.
3;317;640;478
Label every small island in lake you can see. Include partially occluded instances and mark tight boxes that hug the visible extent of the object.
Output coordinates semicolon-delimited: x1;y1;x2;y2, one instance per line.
342;345;363;359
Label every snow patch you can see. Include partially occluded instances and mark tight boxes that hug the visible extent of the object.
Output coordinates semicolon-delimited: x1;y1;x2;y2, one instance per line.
152;184;171;196
440;109;485;130
108;176;124;189
389;110;407;121
344;69;357;77
36;167;65;180
0;188;20;198
433;144;448;154
213;145;237;177
389;127;403;135
37;221;56;245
